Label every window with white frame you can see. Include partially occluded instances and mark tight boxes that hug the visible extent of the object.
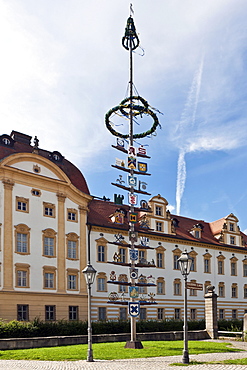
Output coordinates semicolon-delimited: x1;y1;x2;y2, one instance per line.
155;206;162;216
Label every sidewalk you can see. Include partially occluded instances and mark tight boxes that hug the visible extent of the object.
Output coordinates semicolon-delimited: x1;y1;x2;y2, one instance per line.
0;340;246;369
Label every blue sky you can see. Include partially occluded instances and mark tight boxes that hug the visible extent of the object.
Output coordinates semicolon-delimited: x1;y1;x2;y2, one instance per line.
1;0;247;231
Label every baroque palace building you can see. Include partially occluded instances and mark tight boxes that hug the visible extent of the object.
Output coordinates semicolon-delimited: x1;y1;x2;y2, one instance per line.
0;130;247;322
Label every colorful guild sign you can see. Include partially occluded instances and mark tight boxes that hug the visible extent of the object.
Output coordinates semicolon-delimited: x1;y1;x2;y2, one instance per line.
130;268;138;279
128;175;137;187
128;156;136;169
128;146;137;156
140;236;149;246
117;138;125;148
138;145;147;155
129;193;137;205
138;161;147;173
129;286;139;298
129;212;137;223
129;231;138;242
116;158;125;167
129;249;138;261
128;302;140;317
114;212;124;224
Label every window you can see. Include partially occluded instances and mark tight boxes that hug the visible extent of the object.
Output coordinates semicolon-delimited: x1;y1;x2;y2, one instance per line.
119;307;127;320
138;250;146;263
231;262;237;276
244;284;247;298
44;237;54;256
194;230;200;238
96;237;108;263
31;188;41;196
219;309;224;319
231;284;238;298
67;233;79;260
97;273;107;292
232;309;237;319
203;253;212;273
15;224;30;254
157;278;165;295
243;261;247;277
156;246;165;268
68;274;77;290
157;253;163;268
230;236;235;245
43;229;56;257
173;247;181;270
218;260;223;275
230;257;238;276
69;306;78;320
175;308;181;320
43;202;55;218
44;273;54;289
218;282;225;298
17;233;27;253
174;279;181;295
98;245;105;262
67;208;78;222
16;197;29;213
190;308;196;320
229;223;234;231
155;206;162;216
15;263;30;288
45;305;56;321
17;270;27;287
189;250;197;272
119;248;126;263
157;308;164;320
43;266;56;289
17;304;29;321
98;307;106;321
173;255;180;270
156;222;163;232
140;308;146;320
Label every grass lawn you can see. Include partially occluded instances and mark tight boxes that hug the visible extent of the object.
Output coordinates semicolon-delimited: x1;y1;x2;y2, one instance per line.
0;341;241;361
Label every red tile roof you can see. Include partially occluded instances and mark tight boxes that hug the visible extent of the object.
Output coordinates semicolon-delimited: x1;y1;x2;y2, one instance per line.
88;199;247;250
0;132;89;195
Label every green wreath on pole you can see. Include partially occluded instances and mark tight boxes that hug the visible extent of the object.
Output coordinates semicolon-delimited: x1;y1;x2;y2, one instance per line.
105;96;160;139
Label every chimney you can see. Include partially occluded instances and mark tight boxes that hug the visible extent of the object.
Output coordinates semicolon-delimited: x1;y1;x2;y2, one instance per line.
10;131;32;145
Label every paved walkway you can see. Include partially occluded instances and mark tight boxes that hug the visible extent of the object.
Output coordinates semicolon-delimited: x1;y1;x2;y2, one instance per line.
0;340;247;369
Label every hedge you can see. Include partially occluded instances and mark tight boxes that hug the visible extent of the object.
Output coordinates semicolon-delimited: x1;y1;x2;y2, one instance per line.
0;318;242;338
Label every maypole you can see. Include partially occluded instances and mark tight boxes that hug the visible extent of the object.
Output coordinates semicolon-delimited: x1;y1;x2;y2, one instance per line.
105;5;161;349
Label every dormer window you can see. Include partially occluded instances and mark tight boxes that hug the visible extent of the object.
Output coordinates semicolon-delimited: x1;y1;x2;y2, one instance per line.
49;151;64;163
155;206;162;216
195;230;200;239
229;223;234;231
230;236;235;245
0;134;14;147
2;138;10;145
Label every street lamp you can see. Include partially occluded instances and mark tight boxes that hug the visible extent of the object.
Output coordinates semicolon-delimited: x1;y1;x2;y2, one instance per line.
82;264;97;362
178;250;192;364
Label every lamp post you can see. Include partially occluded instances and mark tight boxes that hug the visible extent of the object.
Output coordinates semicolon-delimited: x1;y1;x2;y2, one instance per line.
178;250;192;364
82;264;97;362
